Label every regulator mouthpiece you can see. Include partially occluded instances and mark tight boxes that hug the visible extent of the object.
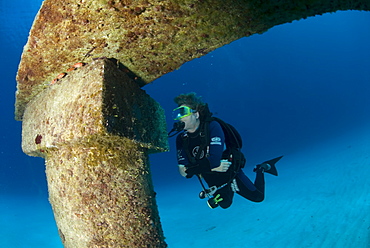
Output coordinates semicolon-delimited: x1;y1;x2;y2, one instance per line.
168;121;185;137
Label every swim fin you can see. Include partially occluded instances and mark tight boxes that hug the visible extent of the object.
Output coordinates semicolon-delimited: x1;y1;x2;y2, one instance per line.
253;156;283;176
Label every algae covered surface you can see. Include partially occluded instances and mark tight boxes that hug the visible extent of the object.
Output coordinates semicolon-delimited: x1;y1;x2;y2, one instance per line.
16;0;369;120
46;137;166;247
20;59;168;247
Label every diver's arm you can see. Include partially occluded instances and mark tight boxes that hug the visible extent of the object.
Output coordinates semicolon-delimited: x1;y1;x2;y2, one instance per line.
211;159;231;172
176;135;189;177
208;121;227;171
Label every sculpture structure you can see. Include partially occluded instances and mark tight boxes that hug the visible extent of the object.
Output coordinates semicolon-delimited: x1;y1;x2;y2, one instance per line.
21;58;168;247
15;0;369;247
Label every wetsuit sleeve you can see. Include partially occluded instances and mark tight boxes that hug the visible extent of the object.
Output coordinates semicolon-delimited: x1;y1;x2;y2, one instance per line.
208;121;225;169
176;134;189;166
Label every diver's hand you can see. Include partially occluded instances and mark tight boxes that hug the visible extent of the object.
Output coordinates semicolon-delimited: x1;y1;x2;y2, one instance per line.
185;159;211;178
211;160;231;172
178;165;187;177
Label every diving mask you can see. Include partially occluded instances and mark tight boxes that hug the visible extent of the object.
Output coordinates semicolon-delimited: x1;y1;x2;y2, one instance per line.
172;106;195;120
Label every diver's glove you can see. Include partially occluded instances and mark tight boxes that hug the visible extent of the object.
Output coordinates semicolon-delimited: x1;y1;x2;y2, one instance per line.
185;159;210;178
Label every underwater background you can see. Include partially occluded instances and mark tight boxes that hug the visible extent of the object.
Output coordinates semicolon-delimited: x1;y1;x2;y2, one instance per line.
1;1;370;247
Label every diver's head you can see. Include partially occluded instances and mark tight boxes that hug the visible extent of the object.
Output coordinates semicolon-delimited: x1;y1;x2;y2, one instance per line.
173;92;206;113
173;93;205;133
172;105;199;133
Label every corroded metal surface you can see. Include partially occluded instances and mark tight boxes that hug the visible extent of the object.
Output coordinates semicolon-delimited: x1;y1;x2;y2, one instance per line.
46;138;166;247
21;59;168;247
16;0;370;120
22;59;168;156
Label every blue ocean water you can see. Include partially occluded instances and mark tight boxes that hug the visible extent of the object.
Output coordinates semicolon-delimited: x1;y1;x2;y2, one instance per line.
1;1;369;247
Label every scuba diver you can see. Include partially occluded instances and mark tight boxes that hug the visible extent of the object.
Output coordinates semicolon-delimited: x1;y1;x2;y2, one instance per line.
168;92;282;209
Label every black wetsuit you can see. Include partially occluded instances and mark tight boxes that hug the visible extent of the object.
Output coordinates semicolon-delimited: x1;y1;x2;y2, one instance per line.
176;121;265;209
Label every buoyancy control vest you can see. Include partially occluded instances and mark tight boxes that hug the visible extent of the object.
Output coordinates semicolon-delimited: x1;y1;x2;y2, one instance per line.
182;104;246;184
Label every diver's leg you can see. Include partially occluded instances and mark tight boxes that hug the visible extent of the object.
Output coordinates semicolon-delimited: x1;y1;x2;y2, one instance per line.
207;186;234;209
254;169;265;194
234;170;265;202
